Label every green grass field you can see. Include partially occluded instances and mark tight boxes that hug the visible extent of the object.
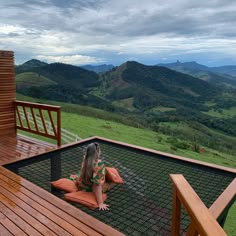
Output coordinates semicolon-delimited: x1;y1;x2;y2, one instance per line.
60;112;236;167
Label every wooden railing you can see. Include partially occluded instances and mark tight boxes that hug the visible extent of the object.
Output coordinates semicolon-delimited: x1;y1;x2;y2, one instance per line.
186;178;236;236
18;109;80;144
170;174;227;236
14;100;61;146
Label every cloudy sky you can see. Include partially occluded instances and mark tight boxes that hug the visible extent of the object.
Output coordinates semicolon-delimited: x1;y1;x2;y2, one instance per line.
0;0;236;66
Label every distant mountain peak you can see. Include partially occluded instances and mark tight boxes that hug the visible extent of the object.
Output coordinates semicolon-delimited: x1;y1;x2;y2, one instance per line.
22;59;48;68
125;61;147;68
126;60;140;65
158;60;208;71
185;61;203;66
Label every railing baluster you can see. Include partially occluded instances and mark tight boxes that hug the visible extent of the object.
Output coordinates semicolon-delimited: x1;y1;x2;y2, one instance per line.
57;108;61;146
48;110;56;136
39;108;48;135
23;106;31;130
30;107;39;132
16;105;23;128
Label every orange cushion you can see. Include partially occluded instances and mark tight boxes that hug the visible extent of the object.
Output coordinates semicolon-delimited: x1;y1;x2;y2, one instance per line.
51;178;78;193
64;191;107;209
105;167;124;184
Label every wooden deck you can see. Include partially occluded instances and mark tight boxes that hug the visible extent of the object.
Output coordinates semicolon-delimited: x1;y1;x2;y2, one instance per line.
0;134;124;236
0;134;56;166
0;166;124;236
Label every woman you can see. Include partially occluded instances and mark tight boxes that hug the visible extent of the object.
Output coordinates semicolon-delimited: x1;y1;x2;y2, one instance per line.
76;142;109;211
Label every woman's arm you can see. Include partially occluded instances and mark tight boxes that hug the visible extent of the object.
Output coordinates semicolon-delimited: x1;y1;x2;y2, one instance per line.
93;184;109;210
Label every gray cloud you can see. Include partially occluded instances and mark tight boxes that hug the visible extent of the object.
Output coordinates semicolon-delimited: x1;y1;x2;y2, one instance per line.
0;0;235;66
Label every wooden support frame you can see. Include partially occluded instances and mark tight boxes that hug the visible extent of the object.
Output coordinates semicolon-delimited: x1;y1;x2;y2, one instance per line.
186;178;236;236
170;174;227;236
14;100;61;146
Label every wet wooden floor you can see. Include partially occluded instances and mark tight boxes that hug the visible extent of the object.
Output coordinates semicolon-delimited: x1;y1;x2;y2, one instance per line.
0;134;56;166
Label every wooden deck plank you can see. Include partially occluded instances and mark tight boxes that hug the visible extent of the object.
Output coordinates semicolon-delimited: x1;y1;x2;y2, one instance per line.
0;201;42;236
0;211;28;236
0;183;85;236
0;167;124;236
0;180;57;236
0;173;101;236
0;134;56;166
0;223;13;236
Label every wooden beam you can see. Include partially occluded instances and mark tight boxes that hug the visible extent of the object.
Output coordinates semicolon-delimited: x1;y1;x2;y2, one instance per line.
186;178;236;236
170;174;227;236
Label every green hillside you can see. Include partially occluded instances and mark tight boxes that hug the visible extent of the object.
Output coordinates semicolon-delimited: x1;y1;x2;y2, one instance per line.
99;61;217;111
204;106;236;118
15;61;113;110
16;72;57;89
16;59;48;71
16;59;222;113
61;112;236;167
16;93;236;168
16;61;100;90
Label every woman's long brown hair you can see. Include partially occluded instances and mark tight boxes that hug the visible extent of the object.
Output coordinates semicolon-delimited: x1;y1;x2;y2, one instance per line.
80;143;100;185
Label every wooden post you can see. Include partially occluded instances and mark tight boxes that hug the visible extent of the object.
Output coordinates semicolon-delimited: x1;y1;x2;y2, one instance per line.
186;223;198;236
50;154;61;196
172;186;181;236
57;107;61;146
0;50;16;136
50;154;61;182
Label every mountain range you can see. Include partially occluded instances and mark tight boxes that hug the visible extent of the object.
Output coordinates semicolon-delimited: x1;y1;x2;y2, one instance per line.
14;58;236;157
15;59;236;111
158;61;236;87
15;58;236;134
99;61;220;111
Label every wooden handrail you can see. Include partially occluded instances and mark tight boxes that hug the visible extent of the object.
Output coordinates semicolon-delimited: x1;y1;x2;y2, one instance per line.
186;178;236;236
15;100;60;111
170;174;227;236
14;100;61;146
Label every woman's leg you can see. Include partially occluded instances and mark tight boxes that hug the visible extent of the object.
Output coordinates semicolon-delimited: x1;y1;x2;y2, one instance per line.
102;182;116;192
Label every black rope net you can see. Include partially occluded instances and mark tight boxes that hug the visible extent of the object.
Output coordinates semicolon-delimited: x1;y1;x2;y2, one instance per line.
10;140;235;236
